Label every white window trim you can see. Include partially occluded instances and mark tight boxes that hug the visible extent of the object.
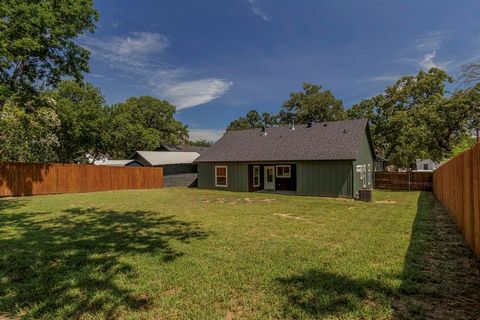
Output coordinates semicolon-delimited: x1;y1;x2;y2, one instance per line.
253;165;260;187
215;165;228;187
276;165;291;178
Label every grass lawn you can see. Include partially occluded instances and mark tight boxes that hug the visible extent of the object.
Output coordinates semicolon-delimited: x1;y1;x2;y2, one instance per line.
0;188;479;319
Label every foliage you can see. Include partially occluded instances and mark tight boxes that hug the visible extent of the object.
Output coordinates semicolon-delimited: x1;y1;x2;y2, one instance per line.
347;68;477;168
46;80;110;163
279;83;346;124
0;100;60;162
0;0;98;105
226;109;277;131
187;139;212;147
451;135;476;157
226;83;345;132
109;96;188;158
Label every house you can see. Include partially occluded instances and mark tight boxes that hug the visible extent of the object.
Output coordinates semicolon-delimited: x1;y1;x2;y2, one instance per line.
195;119;375;199
94;159;144;167
158;144;210;154
129;151;200;175
415;159;441;171
374;155;387;172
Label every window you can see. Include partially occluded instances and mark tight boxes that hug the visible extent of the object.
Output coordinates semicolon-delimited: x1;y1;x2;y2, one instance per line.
215;166;227;187
423;163;429;170
253;165;260;187
276;165;291;178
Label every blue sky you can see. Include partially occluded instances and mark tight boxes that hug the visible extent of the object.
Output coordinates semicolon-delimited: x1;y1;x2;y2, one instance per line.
82;0;480;141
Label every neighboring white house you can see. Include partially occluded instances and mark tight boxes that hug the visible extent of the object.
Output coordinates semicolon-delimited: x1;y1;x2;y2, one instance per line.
415;159;441;171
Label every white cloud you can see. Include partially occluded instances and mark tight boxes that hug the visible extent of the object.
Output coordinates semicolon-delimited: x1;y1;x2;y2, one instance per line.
397;31;453;71
189;129;225;142
161;79;233;110
81;32;170;74
83;32;168;60
247;0;271;21
83;32;232;109
419;51;438;70
112;32;169;56
370;75;400;82
415;31;448;52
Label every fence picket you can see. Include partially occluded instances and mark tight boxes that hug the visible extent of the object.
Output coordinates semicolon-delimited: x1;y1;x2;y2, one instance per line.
0;162;163;197
433;143;480;257
374;171;433;191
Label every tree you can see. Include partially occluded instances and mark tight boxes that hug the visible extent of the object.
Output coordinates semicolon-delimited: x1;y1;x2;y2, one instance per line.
187;139;212;147
46;80;110;163
226;110;277;131
451;135;476;157
109;96;188;158
347;68;475;168
459;62;480;141
0;0;98;106
0;100;60;162
279;83;346;124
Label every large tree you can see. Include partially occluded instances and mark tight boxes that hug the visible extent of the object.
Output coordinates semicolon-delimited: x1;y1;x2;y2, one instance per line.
0;0;98;106
46;80;110;163
348;68;479;168
279;83;346;124
0;100;60;162
226;110;277;131
109;96;188;158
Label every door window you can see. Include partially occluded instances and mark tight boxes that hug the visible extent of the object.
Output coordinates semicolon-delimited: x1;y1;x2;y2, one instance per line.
267;168;273;182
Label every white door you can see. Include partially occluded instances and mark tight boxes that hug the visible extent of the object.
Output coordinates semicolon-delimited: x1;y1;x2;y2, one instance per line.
264;166;275;190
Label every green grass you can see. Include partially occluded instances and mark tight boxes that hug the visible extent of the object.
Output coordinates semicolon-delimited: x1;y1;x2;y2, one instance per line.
0;188;461;319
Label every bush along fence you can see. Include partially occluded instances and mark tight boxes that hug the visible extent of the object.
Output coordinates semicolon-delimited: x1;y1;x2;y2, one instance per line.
0;162;163;197
374;171;433;191
433;143;480;257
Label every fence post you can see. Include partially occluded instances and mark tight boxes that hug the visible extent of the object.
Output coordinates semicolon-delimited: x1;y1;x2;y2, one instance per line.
408;170;411;191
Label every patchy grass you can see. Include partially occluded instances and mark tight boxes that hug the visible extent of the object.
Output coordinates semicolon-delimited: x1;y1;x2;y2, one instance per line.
394;192;480;319
0;189;478;319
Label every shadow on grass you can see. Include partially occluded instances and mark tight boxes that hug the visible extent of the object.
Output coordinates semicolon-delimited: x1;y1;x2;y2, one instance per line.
276;269;393;318
275;192;480;319
393;192;480;319
0;207;210;319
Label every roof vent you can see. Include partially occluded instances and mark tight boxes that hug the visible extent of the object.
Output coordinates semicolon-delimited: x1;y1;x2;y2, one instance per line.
323;123;327;127
343;129;348;134
307;121;314;128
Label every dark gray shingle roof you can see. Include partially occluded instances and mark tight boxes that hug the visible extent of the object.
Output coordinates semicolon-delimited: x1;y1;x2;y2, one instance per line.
196;119;370;162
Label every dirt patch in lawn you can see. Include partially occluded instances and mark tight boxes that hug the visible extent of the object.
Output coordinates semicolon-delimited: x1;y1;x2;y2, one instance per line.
273;213;307;221
375;200;397;204
393;192;480;320
202;197;276;205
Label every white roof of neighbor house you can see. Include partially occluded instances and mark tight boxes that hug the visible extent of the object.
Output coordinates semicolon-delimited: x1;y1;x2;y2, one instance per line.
135;151;200;166
95;159;138;166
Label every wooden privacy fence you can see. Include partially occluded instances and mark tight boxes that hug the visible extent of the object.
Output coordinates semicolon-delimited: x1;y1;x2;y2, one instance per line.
433;143;480;257
374;171;433;191
0;162;163;197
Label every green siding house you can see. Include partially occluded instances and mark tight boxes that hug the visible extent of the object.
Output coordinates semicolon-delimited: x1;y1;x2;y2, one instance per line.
196;119;375;199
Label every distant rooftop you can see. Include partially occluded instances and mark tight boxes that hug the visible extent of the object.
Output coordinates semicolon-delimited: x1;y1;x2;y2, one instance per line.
160;144;210;154
95;159;139;166
132;151;200;166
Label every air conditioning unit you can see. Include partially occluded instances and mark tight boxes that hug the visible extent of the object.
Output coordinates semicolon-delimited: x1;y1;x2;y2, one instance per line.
358;189;372;202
